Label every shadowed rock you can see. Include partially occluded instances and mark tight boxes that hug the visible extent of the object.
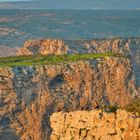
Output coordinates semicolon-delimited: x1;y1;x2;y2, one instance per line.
0;38;140;139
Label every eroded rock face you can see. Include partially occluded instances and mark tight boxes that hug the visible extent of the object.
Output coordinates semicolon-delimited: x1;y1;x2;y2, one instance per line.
17;39;68;55
0;57;138;140
15;38;140;87
0;38;140;139
50;109;140;140
84;39;140;87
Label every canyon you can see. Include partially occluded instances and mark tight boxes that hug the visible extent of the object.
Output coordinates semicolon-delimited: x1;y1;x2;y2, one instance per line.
0;38;140;140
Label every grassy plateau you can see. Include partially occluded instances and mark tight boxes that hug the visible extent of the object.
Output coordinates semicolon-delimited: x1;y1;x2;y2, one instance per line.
0;53;124;67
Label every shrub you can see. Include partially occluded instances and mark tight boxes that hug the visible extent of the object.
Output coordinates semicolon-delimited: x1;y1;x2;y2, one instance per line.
124;98;140;116
103;105;118;113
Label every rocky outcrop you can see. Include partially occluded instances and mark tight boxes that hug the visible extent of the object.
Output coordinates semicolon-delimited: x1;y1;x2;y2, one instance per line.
50;109;140;140
16;38;140;87
5;38;140;89
0;56;138;140
17;39;68;56
87;38;140;88
0;37;140;139
66;38;140;87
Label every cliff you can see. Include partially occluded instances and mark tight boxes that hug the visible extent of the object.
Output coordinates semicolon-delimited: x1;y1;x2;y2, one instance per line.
0;38;140;139
17;38;140;87
0;57;138;140
50;109;140;140
17;39;68;56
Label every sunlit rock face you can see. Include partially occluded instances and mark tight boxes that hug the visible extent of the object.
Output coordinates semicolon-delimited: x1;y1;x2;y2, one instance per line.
17;39;68;56
16;38;140;87
65;38;140;87
0;38;140;139
82;38;140;87
0;56;138;140
1;38;140;88
50;109;140;140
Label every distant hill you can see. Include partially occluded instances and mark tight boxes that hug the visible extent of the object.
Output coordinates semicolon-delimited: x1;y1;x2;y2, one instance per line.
0;0;140;9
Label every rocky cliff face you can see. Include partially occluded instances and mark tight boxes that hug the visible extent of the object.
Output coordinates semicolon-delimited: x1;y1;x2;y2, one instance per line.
0;56;138;140
17;39;68;56
65;38;140;87
16;38;140;87
0;37;140;140
50;109;140;140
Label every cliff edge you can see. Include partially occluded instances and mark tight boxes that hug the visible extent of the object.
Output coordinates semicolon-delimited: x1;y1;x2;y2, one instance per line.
0;38;140;140
0;57;138;140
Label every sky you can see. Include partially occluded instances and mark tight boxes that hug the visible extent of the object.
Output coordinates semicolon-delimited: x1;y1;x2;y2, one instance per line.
0;0;140;9
0;0;30;1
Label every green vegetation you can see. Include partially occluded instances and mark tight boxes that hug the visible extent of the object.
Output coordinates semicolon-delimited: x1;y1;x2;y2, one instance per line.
0;53;124;67
124;98;140;116
100;98;140;115
103;105;118;113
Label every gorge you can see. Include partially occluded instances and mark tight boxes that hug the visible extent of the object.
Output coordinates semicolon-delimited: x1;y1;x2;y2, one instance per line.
0;38;140;140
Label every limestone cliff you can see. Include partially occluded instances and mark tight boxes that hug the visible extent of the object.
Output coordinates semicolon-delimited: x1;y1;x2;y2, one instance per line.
65;38;140;87
0;37;140;140
17;39;68;56
50;109;140;140
0;57;138;140
16;38;140;87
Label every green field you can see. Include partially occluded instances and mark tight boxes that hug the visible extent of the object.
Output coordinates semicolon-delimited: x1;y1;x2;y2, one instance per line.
0;53;124;67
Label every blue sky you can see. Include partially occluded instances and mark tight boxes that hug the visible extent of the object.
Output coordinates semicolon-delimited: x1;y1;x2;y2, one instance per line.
0;0;140;9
